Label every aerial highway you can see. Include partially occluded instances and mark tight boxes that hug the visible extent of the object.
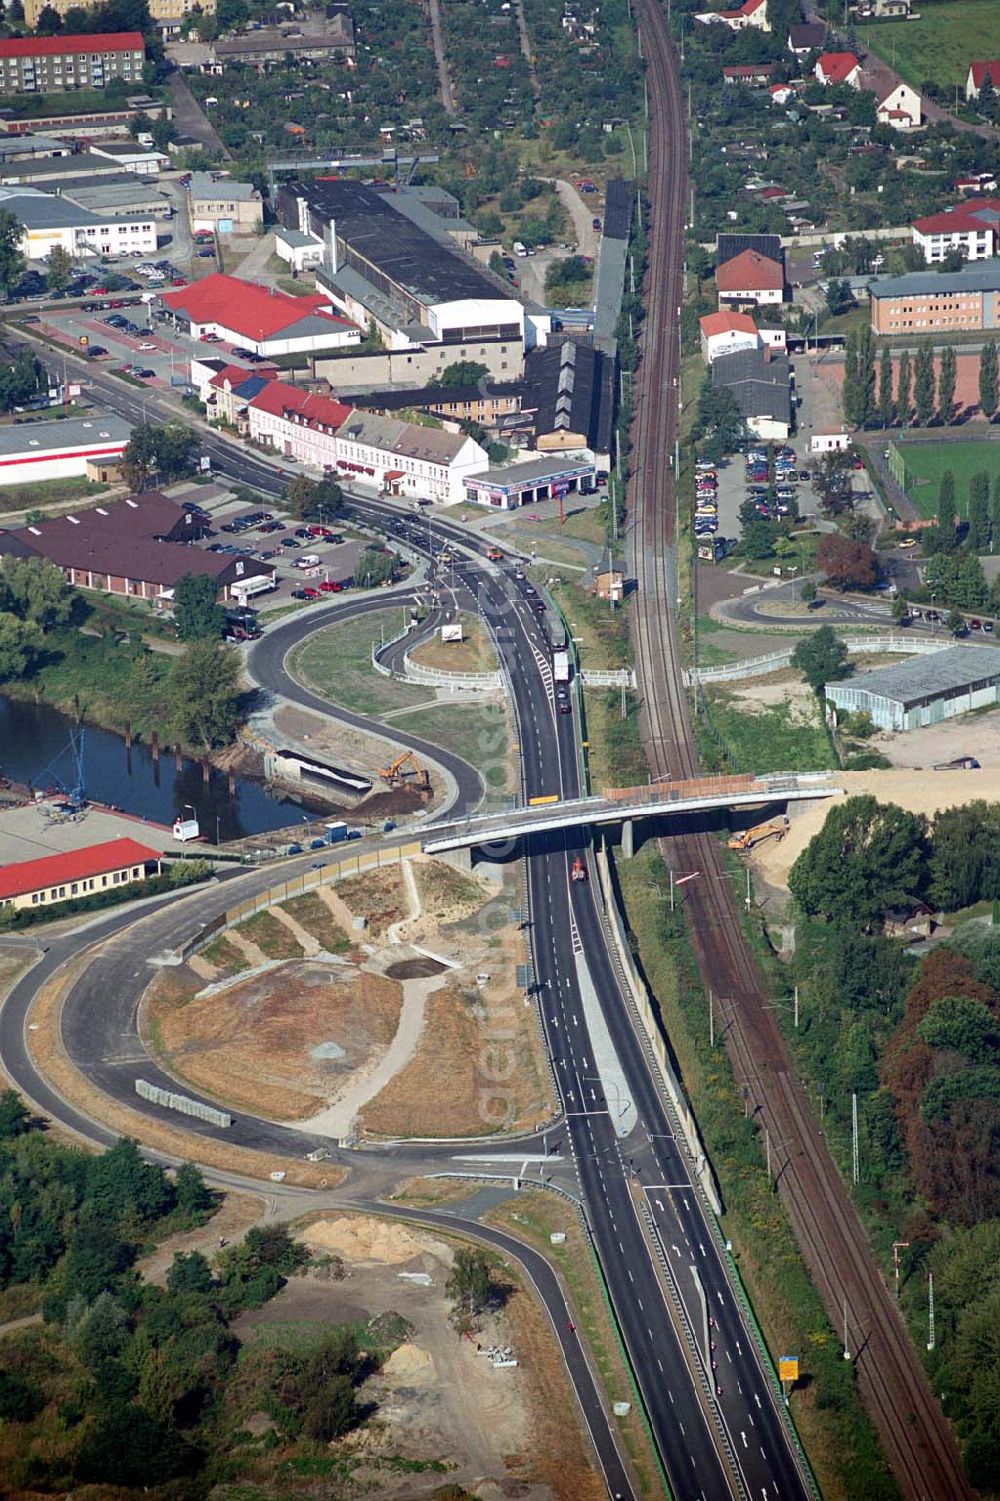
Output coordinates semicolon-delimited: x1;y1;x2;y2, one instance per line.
627;1;973;1497
4;278;819;1495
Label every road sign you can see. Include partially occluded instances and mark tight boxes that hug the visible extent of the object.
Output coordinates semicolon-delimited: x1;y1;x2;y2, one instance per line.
778;1356;799;1383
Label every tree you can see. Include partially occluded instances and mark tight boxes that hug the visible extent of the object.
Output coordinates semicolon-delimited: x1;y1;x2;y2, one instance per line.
695;377;744;461
356;547;399;587
914;344;936;428
841;329;863;429
938;345;957;424
46;244;72;292
856;325;876;428
877;344;894;428
173;572;225;642
167;640;241;750
166;1250;214;1297
446;1246;494;1315
946;607;966;636
892;592;910;624
816;533;878;591
788;795;928;923
968;471;991;553
0;208;25;299
120;423;198;492
0;613;42;682
930;801;1000;909
791;624;851;692
173;1162;214;1216
919;995;1000;1058
285;473;343;523
825;277;853;317
897;348;912;428
980;339;998;422
303;1375;359;1441
433;360;489;388
0;1089;29;1139
35;0;63;25
0;347;44;413
800;578;817;605
937;469;957;551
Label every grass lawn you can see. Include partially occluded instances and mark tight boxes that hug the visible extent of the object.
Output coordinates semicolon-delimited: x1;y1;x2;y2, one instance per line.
395;699;513;793
701;693;834;774
860;1;998;90
408;612;497;674
289;611;428;716
895;438;999;518
0;477;111;514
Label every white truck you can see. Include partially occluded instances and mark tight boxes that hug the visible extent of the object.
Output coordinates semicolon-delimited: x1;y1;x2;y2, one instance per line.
232;573;278;604
553;650;571;684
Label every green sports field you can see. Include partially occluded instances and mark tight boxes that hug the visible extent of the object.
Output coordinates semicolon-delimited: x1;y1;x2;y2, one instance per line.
894;439;999;517
860;1;997;91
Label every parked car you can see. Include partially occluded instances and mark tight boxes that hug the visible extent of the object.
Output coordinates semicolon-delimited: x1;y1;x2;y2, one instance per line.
319;579;343;592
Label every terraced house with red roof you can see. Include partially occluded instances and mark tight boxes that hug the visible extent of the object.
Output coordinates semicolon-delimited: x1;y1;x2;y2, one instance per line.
0;839;161;913
158;273;360;358
0;33;144;95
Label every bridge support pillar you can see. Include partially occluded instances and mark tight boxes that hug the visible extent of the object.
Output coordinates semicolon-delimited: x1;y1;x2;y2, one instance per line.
621;819;635;859
439;846;474;875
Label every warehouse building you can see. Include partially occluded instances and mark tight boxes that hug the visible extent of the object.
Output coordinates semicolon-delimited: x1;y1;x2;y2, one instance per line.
0;414;131;485
824;646;1000;731
0;185;157;260
159;272;359;357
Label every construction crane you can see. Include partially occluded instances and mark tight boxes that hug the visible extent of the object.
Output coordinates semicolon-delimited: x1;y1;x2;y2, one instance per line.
35;726;87;810
378;750;431;793
726;817;788;852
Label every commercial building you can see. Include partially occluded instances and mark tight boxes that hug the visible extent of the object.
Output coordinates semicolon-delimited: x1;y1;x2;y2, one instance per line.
519;340;614;467
0;32;145;96
0;414;131;486
0;149;129;187
0;132;72;162
869;259;1000;334
208;16;355;69
0;97;170;141
276;177;548;356
911;198;1000;264
700;309;761;363
343;380;522;438
89;140;167;174
716;248;785;307
159;273;359;357
966;61;1000;101
463;455;596;510
0;185;156;260
52;173;172;220
0;490;275;602
188;171;262;234
824;646;1000;731
712;346;793;440
0;837;161;914
274;225;324;273
218;373;489;505
815;52;862;88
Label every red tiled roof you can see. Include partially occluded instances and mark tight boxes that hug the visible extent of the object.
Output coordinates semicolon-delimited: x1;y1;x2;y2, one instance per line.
969;61;1000;90
160;273;350;341
0;838;160;903
700;311;759;337
816;51;859;82
716;249;784;292
0;31;143;58
722;63;771;77
247;378;352;431
912;198;1000;236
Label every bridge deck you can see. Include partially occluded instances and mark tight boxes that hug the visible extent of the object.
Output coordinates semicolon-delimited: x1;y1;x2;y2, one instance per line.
421;773;841;853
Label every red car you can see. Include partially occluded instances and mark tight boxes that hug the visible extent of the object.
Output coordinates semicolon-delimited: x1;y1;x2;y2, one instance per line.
300;586;321;599
170;277;186;286
319;579;343;593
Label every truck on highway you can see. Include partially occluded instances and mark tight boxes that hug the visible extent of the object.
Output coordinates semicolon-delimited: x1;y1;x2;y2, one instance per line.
231;573;278;603
553;649;571;684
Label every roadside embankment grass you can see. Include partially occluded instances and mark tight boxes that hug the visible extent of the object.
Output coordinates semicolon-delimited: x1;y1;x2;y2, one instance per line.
613;849;899;1501
289;611;429;716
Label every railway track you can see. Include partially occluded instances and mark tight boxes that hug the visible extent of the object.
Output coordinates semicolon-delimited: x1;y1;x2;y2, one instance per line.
625;2;974;1497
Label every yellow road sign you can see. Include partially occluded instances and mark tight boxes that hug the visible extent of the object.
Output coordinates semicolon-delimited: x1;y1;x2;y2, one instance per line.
779;1357;799;1384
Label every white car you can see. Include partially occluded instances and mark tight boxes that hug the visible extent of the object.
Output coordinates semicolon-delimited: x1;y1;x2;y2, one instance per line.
296;553;321;568
138;342;157;351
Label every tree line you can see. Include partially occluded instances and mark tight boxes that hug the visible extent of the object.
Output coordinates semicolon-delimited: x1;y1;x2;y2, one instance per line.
842;333;998;430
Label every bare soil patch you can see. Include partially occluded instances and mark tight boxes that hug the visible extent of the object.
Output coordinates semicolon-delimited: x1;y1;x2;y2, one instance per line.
754;763;1000;894
200;933;247;975
337;867;407;936
412;858;493;922
384;956;447;979
267;1211;602;1499
144;959;402;1121
26;958;344;1187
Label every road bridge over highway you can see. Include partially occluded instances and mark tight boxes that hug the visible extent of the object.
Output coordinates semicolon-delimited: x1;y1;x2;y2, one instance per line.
422;771;841;854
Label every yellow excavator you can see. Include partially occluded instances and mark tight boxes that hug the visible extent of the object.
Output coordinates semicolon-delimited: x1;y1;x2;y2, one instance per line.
378;750;431;793
727;818;788;852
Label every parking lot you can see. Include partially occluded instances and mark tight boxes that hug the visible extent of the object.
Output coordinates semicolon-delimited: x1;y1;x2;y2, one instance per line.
171;490;374;613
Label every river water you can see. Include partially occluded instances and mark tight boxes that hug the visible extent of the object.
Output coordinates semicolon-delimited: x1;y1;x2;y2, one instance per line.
0;697;313;841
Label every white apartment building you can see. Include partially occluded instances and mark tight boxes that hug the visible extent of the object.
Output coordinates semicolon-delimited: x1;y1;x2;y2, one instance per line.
0;187;157;261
